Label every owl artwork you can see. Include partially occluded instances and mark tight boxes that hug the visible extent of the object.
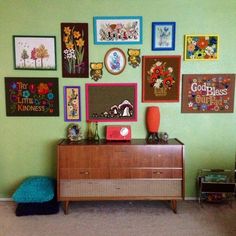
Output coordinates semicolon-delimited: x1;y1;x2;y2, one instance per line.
127;49;141;68
90;62;103;81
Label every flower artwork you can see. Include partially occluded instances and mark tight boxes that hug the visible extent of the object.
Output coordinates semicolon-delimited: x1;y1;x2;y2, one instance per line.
64;86;81;121
142;56;181;102
86;83;137;122
94;16;142;44
61;23;89;77
152;22;176;50
13;36;56;70
5;77;59;116
181;74;235;113
184;35;219;60
104;48;126;75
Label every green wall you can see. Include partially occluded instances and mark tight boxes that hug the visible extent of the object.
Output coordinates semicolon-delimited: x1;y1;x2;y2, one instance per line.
0;0;236;198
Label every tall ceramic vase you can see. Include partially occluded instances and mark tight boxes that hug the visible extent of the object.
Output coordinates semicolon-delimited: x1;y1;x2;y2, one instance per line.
146;106;160;142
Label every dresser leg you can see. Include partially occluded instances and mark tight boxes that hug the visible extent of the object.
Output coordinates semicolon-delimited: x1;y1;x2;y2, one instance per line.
63;201;69;214
171;200;177;213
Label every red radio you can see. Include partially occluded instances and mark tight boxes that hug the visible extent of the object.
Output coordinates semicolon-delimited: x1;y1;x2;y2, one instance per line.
106;125;131;141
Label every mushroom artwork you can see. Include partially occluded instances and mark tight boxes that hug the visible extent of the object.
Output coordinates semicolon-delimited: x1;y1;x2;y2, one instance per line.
118;100;133;117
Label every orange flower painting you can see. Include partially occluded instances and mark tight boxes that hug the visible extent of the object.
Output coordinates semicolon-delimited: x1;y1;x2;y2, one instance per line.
184;35;219;60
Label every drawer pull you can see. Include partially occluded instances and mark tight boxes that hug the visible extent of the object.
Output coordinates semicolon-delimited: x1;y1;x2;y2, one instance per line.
153;171;163;175
80;171;89;175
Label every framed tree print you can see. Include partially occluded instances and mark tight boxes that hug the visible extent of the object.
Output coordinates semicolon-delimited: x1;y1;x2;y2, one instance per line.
184;35;219;60
61;23;89;77
93;16;142;44
142;55;181;102
64;86;81;121
5;77;59;116
152;22;176;50
181;74;235;113
86;83;137;122
13;36;56;70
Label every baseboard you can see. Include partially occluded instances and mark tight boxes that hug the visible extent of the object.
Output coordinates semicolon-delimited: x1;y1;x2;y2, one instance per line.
0;198;12;201
0;197;197;202
184;197;198;200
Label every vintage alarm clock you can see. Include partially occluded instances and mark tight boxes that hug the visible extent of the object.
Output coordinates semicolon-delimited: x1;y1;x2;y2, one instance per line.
106;125;131;141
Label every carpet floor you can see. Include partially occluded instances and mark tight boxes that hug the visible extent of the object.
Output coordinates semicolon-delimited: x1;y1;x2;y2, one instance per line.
0;200;235;236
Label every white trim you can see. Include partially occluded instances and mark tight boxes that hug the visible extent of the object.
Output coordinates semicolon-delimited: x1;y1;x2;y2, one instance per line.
0;198;12;201
184;197;198;200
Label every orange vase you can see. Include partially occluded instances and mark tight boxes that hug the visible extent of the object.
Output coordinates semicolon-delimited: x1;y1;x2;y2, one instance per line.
146;106;160;141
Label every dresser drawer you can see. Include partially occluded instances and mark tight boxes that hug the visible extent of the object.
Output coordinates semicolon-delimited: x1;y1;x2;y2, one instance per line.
59;168;109;179
152;146;183;167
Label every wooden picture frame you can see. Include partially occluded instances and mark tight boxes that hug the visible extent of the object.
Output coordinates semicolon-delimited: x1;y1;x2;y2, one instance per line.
142;55;181;102
64;86;81;121
13;36;56;70
93;16;142;44
184;34;219;60
152;22;176;51
5;77;59;116
181;74;235;113
61;23;89;77
86;83;137;122
104;48;126;75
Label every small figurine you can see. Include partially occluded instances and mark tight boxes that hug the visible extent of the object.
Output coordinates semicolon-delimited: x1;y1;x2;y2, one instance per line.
127;49;141;68
90;62;103;81
67;123;83;141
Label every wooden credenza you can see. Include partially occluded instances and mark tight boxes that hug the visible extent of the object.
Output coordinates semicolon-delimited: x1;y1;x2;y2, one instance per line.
57;139;184;214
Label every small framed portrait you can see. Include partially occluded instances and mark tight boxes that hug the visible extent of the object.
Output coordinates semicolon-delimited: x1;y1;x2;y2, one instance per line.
104;48;126;75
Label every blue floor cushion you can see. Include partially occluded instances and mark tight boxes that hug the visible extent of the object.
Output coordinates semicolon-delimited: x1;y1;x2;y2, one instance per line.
15;196;59;216
12;176;55;203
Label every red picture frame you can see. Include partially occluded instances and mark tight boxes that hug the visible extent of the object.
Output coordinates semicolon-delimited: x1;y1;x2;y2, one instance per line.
142;55;181;102
86;83;137;122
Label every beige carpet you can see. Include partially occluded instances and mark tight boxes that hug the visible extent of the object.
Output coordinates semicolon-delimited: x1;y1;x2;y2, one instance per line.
0;200;235;236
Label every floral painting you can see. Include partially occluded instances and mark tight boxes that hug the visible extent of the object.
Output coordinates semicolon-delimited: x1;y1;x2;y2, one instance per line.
64;86;81;121
13;36;56;70
93;16;142;44
5;77;59;116
182;74;235;113
61;23;89;77
184;35;219;60
86;83;137;122
142;55;181;102
152;22;176;50
104;48;126;75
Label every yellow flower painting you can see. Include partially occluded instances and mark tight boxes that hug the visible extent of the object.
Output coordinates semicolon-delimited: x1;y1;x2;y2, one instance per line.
61;23;89;77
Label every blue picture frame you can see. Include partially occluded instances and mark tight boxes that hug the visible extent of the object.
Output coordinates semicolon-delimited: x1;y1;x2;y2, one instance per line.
93;16;143;45
152;22;176;51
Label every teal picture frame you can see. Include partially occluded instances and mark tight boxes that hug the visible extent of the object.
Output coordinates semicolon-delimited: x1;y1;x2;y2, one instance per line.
93;16;143;45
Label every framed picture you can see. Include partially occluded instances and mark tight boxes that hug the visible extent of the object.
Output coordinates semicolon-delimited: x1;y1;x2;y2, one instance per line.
93;16;142;44
181;74;235;113
104;48;126;75
13;36;56;70
64;86;81;121
152;22;176;50
61;23;89;77
5;77;59;116
142;55;181;102
184;35;219;60
86;83;137;122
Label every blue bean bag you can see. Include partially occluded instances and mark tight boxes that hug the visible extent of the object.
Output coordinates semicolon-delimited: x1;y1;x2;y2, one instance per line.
12;176;55;203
